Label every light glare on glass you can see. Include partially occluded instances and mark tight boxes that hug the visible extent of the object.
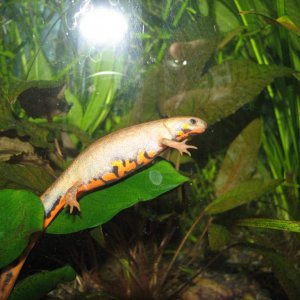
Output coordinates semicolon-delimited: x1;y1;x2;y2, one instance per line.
79;8;128;45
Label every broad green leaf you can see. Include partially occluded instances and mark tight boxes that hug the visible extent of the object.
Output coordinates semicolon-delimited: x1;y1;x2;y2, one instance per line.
215;1;239;32
235;218;300;233
205;178;281;215
214;119;261;196
0;189;44;268
208;224;231;251
47;160;188;234
245;245;300;300
10;265;76;300
160;60;293;125
0;162;55;194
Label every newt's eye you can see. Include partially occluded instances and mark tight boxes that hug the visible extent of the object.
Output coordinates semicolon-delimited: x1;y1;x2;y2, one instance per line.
190;118;196;125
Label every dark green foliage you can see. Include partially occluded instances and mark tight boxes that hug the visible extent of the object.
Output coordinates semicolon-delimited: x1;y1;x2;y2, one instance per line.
9;266;76;300
0;190;43;268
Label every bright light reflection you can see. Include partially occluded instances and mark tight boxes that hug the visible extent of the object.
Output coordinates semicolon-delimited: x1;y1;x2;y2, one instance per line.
79;8;128;46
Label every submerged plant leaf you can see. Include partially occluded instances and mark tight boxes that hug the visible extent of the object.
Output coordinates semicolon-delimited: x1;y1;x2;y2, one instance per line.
214;119;262;196
0;137;35;161
47;160;188;234
0;99;50;147
208;224;231;251
81;50;124;134
205;178;281;215
276;16;300;36
240;11;300;36
0;79;69;148
65;88;83;128
129;21;218;125
235;218;300;233
26;47;53;81
6;79;64;104
0;96;14;131
245;245;300;300
0;189;44;268
160;60;293;124
0;162;55;194
10;265;76;300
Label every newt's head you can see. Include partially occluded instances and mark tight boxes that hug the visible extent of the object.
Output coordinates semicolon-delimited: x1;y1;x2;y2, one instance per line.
164;116;207;141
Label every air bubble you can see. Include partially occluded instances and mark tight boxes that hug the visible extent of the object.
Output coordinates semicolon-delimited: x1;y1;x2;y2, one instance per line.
149;170;163;185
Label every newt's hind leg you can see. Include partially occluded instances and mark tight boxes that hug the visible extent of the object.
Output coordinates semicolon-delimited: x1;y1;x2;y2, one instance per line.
64;182;81;213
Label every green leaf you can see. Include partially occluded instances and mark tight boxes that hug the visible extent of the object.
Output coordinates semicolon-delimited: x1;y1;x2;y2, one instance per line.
0;189;44;268
0;162;55;194
276;15;300;36
205;178;281;215
208;224;231;251
14;120;50;148
47;160;188;234
245;245;300;300
235;218;300;233
160;60;293;125
215;1;240;32
81;50;124;134
214;119;261;196
9;265;76;300
0;97;14;131
26;48;53;81
65;88;83;128
239;11;300;36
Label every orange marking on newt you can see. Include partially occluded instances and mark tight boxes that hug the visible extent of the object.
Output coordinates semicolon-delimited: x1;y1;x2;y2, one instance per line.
112;160;125;177
112;160;137;177
137;150;151;165
146;150;156;158
44;195;66;228
77;178;105;193
102;172;118;182
124;159;137;172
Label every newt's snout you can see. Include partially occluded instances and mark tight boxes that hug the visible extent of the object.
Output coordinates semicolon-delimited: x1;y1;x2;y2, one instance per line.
194;119;207;133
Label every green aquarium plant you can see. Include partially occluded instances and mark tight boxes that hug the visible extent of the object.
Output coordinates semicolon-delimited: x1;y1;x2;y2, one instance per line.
0;0;299;299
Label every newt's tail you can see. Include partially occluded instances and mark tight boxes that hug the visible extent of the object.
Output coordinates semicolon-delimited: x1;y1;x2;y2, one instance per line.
0;233;40;300
0;196;66;300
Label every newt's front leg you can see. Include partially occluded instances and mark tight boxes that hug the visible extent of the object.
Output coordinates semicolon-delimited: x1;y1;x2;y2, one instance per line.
161;138;197;156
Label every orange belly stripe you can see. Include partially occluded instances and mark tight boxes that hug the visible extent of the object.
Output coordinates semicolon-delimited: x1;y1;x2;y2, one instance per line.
78;178;105;193
137;150;151;165
102;172;118;182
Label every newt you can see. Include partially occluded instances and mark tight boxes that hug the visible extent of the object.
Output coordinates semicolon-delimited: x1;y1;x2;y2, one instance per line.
0;116;207;299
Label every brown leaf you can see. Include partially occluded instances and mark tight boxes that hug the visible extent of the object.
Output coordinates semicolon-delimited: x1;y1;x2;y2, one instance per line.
160;60;293;124
214;119;261;196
